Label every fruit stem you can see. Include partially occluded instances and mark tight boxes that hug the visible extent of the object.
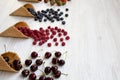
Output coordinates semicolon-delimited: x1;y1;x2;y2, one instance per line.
4;44;7;52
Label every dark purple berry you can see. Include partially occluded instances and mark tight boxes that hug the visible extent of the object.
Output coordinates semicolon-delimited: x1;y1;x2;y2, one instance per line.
51;66;58;73
29;73;36;80
39;75;46;80
31;51;38;58
14;64;22;71
52;57;58;64
45;77;53;80
54;70;61;78
55;51;61;58
30;64;38;72
45;52;52;59
36;59;43;66
22;69;30;77
58;59;65;66
3;57;9;62
25;59;32;66
44;66;51;75
13;60;21;65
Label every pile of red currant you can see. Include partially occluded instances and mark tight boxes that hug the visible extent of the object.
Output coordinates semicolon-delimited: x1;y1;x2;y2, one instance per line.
18;26;70;47
21;51;66;80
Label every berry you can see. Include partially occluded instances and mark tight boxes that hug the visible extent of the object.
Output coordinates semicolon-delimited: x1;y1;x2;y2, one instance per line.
65;36;70;40
13;60;21;66
29;73;36;80
55;51;61;58
30;64;38;72
58;59;65;66
58;33;62;37
44;66;51;75
47;43;52;47
54;70;61;78
61;42;65;46
39;75;46;80
55;42;59;46
45;52;52;59
62;21;66;25
65;14;68;17
3;57;9;62
60;38;64;42
51;66;58;73
45;77;53;80
31;51;38;58
22;69;30;77
63;31;67;36
36;59;43;66
53;38;57;42
25;59;32;66
14;64;22;71
52;57;59;64
65;8;69;11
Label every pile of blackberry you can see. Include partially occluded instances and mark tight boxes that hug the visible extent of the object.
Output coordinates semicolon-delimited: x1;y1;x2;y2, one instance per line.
21;51;66;80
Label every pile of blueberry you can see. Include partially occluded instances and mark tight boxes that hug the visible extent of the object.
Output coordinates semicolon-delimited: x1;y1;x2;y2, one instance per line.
27;8;69;25
17;26;70;47
21;51;66;80
3;57;22;71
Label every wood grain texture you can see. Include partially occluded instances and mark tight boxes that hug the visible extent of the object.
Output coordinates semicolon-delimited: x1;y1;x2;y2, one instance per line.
0;0;120;80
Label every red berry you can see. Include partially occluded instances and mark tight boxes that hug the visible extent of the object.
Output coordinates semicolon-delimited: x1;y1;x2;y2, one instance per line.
33;41;37;45
61;42;65;46
53;38;57;42
63;31;68;36
52;31;56;35
50;35;54;39
48;26;51;29
58;33;62;37
61;0;67;2
66;36;70;40
60;38;64;42
57;29;61;32
55;42;58;46
47;43;52;47
55;26;58;30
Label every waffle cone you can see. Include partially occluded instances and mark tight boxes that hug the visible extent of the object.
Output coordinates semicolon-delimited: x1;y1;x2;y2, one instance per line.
10;4;35;17
0;52;20;72
18;0;40;2
0;21;29;38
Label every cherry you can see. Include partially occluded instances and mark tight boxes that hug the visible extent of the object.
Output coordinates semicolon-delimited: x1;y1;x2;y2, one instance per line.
45;77;54;80
36;59;43;66
55;51;61;58
3;57;9;62
52;57;59;64
29;73;36;80
58;59;65;66
25;59;32;66
22;69;30;77
14;64;22;71
54;70;61;78
45;52;52;59
44;66;51;75
31;51;38;58
13;60;21;66
30;64;38;72
51;66;58;73
39;75;46;80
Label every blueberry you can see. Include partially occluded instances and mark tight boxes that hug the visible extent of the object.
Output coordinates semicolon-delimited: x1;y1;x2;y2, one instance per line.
65;14;69;17
57;9;60;11
60;17;64;21
62;21;66;25
44;19;47;22
65;8;69;11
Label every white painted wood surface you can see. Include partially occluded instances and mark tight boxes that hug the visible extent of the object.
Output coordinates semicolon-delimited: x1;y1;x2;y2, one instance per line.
0;0;120;80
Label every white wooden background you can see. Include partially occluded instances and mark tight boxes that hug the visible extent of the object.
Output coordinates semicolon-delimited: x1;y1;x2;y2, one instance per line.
0;0;120;80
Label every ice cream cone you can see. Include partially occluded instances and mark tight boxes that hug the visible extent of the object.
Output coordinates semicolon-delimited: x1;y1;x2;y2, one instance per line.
0;52;20;72
0;21;29;38
10;4;35;17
